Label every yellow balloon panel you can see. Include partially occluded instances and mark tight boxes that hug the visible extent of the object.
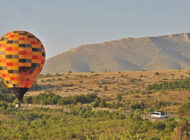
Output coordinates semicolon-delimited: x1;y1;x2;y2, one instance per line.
0;31;45;88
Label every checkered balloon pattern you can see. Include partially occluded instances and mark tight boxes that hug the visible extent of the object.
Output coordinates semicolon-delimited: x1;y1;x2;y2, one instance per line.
0;31;45;89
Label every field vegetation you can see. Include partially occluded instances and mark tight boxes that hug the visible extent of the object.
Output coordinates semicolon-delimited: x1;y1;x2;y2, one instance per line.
0;70;190;139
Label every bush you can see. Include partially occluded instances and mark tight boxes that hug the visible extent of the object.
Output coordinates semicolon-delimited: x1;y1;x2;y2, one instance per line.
0;101;15;112
0;81;10;94
29;83;42;91
178;102;190;117
0;92;16;103
107;102;123;109
61;83;74;87
116;94;122;102
155;72;159;75
153;121;166;130
130;102;146;110
103;86;108;91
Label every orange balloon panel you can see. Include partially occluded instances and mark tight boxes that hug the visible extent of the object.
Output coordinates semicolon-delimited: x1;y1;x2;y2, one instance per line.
0;31;45;88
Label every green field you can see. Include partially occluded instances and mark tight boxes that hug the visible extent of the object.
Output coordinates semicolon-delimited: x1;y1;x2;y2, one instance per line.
0;71;190;140
0;101;184;140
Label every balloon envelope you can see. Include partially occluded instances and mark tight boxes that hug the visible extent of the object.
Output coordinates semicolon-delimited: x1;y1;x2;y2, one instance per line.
0;31;45;101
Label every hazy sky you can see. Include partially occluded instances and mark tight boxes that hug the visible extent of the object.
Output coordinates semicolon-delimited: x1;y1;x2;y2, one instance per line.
0;0;190;58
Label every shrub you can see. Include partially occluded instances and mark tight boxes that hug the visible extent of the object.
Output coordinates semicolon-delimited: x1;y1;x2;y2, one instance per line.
116;93;122;102
153;121;166;130
178;102;190;117
130;102;145;110
103;86;108;91
61;83;74;87
29;83;42;91
155;72;159;75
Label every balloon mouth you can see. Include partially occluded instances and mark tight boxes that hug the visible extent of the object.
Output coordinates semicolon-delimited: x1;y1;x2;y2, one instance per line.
9;88;29;101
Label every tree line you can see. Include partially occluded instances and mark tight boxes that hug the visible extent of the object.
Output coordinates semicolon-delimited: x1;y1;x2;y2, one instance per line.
23;92;99;105
147;79;190;90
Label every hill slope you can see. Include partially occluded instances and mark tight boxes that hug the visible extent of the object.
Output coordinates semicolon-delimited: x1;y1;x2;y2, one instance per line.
43;33;190;73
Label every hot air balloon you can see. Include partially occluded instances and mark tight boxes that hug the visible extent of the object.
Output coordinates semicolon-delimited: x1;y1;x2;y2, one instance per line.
0;31;45;107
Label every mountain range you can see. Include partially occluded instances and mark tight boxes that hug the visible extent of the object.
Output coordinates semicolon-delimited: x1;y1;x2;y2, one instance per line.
42;33;190;73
